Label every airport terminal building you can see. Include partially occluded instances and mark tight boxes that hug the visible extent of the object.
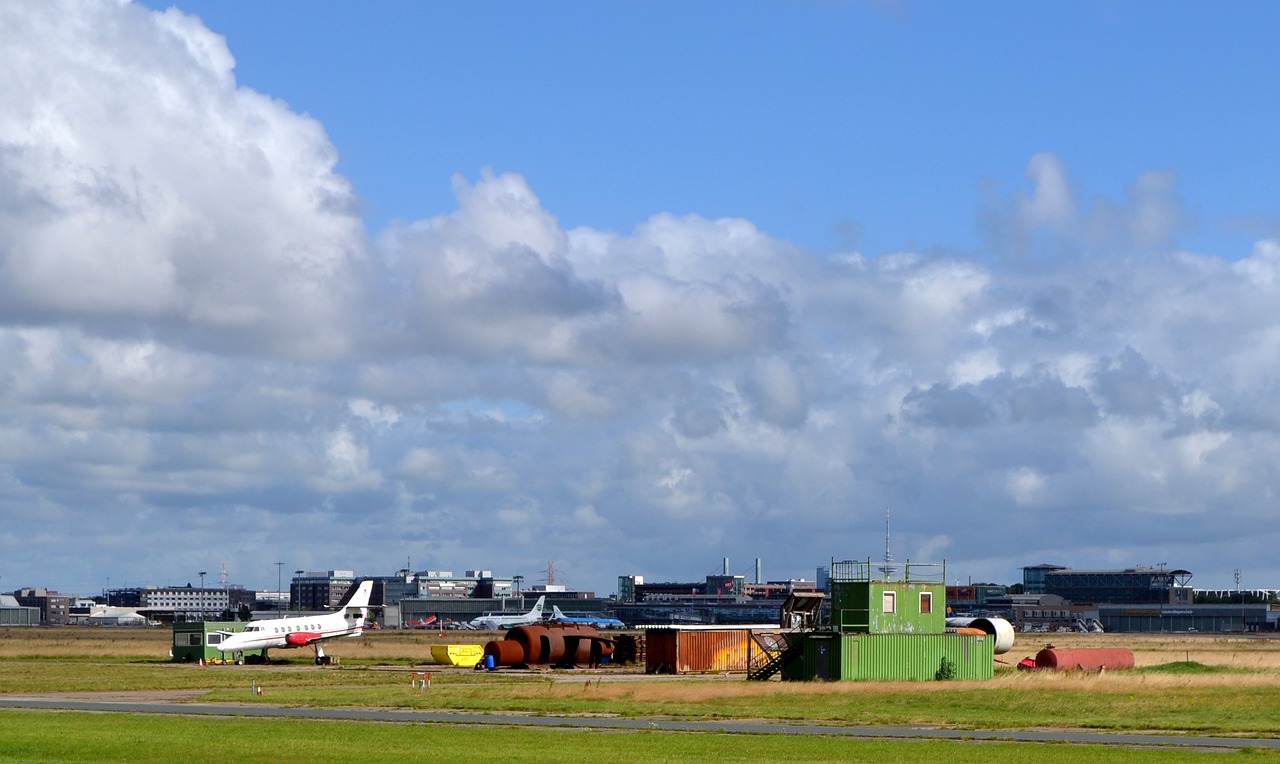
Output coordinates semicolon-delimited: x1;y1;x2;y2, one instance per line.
1018;565;1280;633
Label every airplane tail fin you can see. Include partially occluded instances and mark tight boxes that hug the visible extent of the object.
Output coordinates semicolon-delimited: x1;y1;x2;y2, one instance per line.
531;595;546;618
337;579;374;627
552;605;566;620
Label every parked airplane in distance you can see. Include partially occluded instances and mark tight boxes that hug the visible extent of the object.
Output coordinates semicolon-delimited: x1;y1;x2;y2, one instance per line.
468;595;546;631
550;605;625;629
213;579;373;664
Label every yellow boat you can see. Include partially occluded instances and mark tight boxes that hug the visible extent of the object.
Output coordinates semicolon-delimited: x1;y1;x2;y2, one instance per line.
431;643;485;667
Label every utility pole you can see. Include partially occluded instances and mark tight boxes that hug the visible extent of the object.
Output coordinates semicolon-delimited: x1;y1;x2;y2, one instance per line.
198;571;207;621
276;562;284;615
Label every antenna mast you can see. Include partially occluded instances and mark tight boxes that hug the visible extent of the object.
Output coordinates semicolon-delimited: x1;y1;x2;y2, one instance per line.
881;507;895;579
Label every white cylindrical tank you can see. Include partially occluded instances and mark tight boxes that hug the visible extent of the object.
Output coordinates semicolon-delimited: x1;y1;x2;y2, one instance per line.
946;616;1015;655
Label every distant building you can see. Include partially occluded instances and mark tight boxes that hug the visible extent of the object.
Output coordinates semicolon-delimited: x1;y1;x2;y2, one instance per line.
1035;566;1194;605
944;584;1008;613
291;571;360;611
613;574;814;625
744;579;818;600
14;588;71;625
141;585;230;616
1099;603;1280;633
1;594;40;626
618;575;643;604
1021;564;1068;595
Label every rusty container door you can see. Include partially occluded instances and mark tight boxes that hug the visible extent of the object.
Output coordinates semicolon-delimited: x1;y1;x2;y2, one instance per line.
674;629;752;673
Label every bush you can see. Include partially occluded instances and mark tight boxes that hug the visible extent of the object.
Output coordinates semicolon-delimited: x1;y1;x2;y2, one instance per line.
935;656;956;681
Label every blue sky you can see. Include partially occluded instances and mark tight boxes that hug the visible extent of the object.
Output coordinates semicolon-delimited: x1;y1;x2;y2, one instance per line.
3;1;1280;597
134;1;1280;257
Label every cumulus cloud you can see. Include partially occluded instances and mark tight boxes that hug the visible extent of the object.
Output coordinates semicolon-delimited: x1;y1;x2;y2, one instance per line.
0;0;367;359
982;152;1190;259
4;2;1280;594
376;169;617;362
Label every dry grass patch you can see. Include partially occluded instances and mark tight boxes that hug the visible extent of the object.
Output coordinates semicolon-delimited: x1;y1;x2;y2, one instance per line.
1008;632;1280;668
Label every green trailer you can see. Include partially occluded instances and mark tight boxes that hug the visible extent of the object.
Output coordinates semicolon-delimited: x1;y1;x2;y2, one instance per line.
790;631;994;681
171;621;263;663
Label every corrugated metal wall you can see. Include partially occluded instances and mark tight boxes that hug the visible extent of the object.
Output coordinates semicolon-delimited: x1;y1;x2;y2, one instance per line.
645;628;754;673
799;632;994;680
0;606;40;626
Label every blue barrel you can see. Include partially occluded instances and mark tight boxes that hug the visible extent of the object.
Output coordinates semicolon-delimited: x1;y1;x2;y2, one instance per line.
483;654;495;670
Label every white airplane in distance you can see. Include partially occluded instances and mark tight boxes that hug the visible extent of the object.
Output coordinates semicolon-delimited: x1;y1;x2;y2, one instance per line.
468;595;546;631
213;579;373;664
551;605;626;630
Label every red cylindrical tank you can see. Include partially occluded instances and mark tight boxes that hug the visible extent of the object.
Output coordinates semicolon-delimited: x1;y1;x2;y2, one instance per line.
506;624;550;664
492;623;612;667
483;639;526;666
1034;647;1134;671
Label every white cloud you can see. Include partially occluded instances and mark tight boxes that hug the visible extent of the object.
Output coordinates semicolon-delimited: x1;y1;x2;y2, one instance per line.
1006;467;1047;507
1019;152;1076;231
0;0;367;359
739;356;809;429
4;2;1280;595
984;152;1189;259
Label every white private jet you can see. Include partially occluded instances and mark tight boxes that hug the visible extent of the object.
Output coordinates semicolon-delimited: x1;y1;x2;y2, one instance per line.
213;579;373;664
468;595;546;631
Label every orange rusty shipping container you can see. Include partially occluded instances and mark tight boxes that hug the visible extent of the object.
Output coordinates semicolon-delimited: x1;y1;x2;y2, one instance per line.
644;626;756;674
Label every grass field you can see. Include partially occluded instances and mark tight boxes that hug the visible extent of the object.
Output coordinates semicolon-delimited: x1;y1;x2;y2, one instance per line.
2;627;1280;762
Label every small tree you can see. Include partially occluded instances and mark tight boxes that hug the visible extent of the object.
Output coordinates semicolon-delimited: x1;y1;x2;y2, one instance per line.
935;656;956;681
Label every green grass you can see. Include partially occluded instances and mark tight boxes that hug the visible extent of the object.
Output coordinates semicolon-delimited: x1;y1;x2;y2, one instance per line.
197;675;1280;735
6;643;1280;762
1139;660;1227;674
1;711;1274;764
7;659;1280;736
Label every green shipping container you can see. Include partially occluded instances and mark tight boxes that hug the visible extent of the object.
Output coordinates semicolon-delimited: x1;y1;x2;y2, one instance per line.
172;621;264;663
798;632;993;681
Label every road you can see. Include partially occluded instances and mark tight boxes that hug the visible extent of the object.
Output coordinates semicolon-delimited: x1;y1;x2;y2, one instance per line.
2;694;1278;751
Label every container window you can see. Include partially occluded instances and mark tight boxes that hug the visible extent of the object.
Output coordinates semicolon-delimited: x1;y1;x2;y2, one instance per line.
881;591;896;614
919;592;932;614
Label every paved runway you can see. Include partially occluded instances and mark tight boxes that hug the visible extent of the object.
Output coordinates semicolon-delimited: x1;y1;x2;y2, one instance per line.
3;695;1279;751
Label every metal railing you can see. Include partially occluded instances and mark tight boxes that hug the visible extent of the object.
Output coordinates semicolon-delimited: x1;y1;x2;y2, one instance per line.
830;558;946;583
